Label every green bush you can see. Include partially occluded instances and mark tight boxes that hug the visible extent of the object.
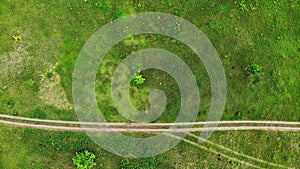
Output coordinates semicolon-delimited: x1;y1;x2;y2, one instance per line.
12;35;22;42
7;99;15;108
28;79;35;86
46;72;53;79
0;86;7;94
246;64;263;84
133;74;145;85
72;150;96;169
239;0;258;12
247;64;262;77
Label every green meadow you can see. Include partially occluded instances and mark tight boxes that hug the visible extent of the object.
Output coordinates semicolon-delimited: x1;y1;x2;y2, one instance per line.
0;0;299;168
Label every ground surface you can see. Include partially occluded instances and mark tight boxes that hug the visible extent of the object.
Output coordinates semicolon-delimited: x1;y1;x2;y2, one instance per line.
0;0;299;168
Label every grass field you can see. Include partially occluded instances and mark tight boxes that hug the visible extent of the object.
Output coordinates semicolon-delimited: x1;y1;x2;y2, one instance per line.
0;0;299;168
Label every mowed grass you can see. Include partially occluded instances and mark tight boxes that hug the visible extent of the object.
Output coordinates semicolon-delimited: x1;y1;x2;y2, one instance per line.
0;0;299;168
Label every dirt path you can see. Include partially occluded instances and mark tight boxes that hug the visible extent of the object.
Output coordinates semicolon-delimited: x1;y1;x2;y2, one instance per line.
1;114;295;168
0;119;300;132
1;114;300;127
187;133;290;169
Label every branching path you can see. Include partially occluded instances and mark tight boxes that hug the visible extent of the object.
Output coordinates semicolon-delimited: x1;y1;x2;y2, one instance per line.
1;114;298;169
187;133;292;169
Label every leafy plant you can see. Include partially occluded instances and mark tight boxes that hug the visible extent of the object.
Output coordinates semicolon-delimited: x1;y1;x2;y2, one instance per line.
27;78;39;92
72;150;96;169
29;108;46;119
137;2;142;8
46;72;53;79
7;99;15;108
234;111;243;120
239;0;258;12
12;35;22;42
247;64;262;77
133;74;145;85
246;64;263;84
0;86;7;94
28;79;35;87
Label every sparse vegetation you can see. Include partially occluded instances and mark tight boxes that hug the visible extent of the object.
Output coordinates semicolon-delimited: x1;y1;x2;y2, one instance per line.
119;157;161;169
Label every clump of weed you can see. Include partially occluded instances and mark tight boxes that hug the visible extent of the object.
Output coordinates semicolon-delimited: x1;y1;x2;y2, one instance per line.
7;99;15;108
46;72;53;79
12;111;19;116
133;74;145;85
247;64;262;76
246;64;263;83
28;79;35;87
27;78;39;92
234;111;243;120
123;35;147;48
238;0;258;12
0;86;7;94
137;2;142;8
72;150;96;169
29;108;46;119
12;35;22;43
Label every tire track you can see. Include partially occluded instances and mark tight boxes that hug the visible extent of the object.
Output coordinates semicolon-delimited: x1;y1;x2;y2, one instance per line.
164;133;263;169
1;115;297;169
188;133;291;169
0;119;300;132
1;114;300;127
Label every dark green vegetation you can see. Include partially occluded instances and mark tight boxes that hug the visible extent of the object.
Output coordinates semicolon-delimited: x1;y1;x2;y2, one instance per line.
0;0;299;168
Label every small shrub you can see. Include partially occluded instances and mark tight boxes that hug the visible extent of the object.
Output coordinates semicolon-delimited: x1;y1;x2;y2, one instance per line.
137;2;142;8
234;111;243;120
246;64;263;84
72;150;96;169
27;78;39;92
0;86;7;94
7;99;15;108
12;111;19;116
246;64;262;77
46;72;53;79
12;35;22;42
238;0;258;12
133;74;145;85
28;79;35;86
